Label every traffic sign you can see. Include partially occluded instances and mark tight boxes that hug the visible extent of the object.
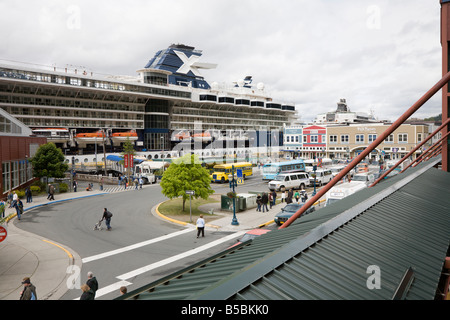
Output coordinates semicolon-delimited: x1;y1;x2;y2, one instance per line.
236;169;243;178
237;178;244;185
185;190;195;195
0;226;7;243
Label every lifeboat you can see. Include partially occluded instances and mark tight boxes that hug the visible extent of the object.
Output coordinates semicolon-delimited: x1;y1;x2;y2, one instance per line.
172;131;192;142
32;128;70;144
75;130;105;144
111;130;138;146
193;131;212;142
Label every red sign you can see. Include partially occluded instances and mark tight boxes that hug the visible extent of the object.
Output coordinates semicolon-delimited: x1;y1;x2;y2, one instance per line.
123;154;134;168
0;226;7;243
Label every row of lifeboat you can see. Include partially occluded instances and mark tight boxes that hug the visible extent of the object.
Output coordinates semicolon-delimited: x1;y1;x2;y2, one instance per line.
31;128;138;146
172;130;250;142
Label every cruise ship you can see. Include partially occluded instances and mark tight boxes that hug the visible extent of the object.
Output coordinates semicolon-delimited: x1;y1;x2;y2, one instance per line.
0;44;297;161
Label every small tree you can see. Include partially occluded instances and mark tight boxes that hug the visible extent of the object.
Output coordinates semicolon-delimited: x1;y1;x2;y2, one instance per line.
160;154;214;211
31;142;69;179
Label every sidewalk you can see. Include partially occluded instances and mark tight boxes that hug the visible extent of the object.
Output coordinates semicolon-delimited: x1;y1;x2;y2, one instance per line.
0;188;107;300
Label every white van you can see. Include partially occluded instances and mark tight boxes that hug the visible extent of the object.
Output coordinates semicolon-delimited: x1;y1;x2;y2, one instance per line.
351;172;375;186
268;172;310;191
309;169;333;186
325;181;367;206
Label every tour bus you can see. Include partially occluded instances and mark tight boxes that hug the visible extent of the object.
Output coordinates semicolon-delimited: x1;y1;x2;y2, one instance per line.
261;159;305;180
210;162;253;183
304;158;333;172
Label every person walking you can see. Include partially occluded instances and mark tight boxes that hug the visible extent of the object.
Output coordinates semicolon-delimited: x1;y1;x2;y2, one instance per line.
196;214;205;238
20;277;37;300
80;284;95;300
101;208;113;231
294;190;300;203
0;198;5;218
14;198;23;220
271;190;277;207
86;271;99;298
47;184;55;200
281;190;286;203
256;194;262;212
268;192;273;209
25;187;32;203
261;192;269;212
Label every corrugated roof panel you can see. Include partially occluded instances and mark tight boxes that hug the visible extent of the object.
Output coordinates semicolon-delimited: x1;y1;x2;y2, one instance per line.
119;160;449;300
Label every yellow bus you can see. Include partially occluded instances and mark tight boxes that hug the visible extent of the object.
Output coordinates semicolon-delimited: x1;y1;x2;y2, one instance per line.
210;162;253;183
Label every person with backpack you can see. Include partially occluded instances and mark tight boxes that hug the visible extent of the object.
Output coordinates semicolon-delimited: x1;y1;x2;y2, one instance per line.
101;208;113;231
20;277;37;300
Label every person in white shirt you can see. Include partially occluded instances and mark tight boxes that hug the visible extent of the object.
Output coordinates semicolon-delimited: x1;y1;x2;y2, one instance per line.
196;214;205;238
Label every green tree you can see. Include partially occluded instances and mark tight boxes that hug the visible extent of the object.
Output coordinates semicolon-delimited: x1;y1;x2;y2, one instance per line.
160;154;214;211
31;142;69;179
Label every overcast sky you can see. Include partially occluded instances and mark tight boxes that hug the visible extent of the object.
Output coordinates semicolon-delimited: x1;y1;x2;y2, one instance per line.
0;0;443;122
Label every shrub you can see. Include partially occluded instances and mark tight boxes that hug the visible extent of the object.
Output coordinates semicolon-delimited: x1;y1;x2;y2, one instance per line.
30;186;41;195
59;183;68;193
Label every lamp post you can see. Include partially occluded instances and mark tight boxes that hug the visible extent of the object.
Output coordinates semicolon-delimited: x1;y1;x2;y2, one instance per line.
161;135;165;173
230;165;239;226
312;155;317;196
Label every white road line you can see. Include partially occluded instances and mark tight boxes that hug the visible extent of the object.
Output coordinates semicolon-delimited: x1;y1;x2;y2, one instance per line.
116;231;245;281
82;227;195;263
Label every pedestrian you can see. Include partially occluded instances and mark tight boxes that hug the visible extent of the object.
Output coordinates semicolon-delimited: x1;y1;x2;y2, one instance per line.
0;198;5;218
86;271;99;298
268;192;273;209
14;198;23;220
80;284;95;300
256;194;262;212
271;190;277;207
281;190;286;203
101;208;113;231
100;178;103;191
139;177;143;189
47;184;55;200
12;191;18;208
294;190;300;203
20;277;37;300
261;192;269;212
134;178;138;190
196;214;205;238
25;187;32;203
301;189;308;203
7;191;12;208
287;188;294;204
73;180;78;192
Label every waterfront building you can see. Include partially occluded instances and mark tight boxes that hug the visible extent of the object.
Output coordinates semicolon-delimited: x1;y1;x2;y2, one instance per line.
283;122;431;161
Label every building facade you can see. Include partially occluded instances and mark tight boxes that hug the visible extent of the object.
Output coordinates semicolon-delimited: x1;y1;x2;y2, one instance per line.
0;108;46;198
283;122;431;161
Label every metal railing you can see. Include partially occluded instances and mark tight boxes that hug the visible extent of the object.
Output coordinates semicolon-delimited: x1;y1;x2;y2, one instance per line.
279;70;450;229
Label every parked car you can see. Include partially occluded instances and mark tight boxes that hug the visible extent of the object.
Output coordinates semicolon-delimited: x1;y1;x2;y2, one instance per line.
268;172;310;191
274;203;316;226
309;169;333;186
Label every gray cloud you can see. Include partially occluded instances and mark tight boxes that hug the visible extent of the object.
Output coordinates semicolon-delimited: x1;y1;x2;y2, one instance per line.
0;0;443;122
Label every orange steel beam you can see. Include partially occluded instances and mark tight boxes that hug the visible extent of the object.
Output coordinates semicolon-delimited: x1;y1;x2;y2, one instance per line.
409;131;450;169
279;70;450;229
370;118;450;187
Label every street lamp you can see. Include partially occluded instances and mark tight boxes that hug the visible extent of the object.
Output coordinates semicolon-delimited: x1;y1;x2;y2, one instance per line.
230;165;239;226
161;135;165;172
312;153;317;196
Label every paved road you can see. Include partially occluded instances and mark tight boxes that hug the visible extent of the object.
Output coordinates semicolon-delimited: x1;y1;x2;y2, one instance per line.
11;181;251;300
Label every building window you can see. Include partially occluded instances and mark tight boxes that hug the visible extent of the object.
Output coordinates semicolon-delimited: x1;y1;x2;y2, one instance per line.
2;162;11;192
398;133;408;143
341;134;349;143
329;135;337;143
385;134;394;143
303;136;307;143
417;133;422;143
368;134;377;143
310;135;318;143
356;134;364;143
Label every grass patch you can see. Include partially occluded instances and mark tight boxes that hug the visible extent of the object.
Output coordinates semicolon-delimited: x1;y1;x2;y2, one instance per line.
158;195;220;218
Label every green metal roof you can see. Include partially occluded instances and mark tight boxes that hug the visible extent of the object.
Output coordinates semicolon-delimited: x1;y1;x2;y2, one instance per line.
118;158;450;300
